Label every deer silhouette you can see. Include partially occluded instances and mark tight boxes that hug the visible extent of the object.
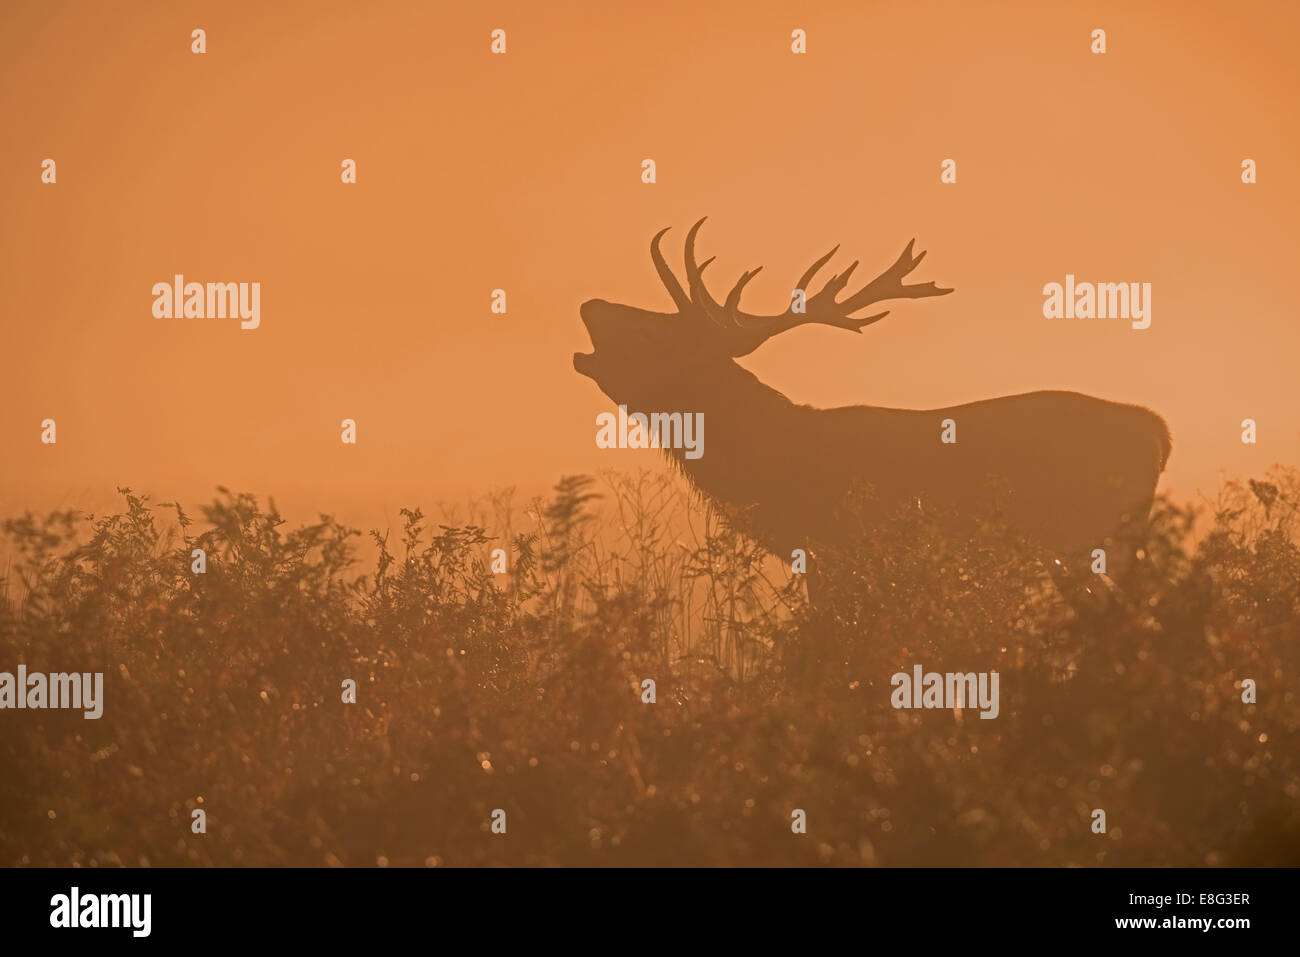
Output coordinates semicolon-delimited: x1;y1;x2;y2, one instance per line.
574;219;1171;578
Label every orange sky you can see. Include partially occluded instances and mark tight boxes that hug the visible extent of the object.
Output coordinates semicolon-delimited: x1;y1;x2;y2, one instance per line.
2;0;1297;535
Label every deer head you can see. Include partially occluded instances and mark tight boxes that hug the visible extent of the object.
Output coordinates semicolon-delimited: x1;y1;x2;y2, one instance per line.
574;218;954;408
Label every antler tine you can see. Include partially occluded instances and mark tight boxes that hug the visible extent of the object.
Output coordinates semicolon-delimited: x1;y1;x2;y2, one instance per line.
718;245;838;327
723;267;763;316
683;217;735;325
790;246;840;308
805;260;860;309
650;226;693;314
832;239;954;316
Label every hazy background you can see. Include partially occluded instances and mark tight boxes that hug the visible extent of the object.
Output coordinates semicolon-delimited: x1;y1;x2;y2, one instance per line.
3;0;1297;534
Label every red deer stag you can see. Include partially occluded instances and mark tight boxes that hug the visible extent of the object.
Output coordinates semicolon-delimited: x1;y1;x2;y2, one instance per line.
574;218;1171;576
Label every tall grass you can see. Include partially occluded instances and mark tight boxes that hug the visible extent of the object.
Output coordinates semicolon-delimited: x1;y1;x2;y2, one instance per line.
1;468;1296;866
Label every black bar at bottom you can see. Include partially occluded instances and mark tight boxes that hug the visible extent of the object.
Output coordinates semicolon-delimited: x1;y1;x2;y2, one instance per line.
0;866;1281;944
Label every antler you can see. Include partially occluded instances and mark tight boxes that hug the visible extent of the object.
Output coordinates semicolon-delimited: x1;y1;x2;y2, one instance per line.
653;217;953;357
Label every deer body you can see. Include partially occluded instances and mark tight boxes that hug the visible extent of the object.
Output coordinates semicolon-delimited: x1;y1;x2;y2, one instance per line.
575;220;1171;562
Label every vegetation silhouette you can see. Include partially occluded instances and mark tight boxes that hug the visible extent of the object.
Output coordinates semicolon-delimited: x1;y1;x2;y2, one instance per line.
1;468;1296;866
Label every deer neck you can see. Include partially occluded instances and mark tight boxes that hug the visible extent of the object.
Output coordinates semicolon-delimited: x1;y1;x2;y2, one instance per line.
650;358;797;426
641;359;807;486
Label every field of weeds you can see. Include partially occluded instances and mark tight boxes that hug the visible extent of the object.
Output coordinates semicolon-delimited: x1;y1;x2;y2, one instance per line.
1;469;1297;866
